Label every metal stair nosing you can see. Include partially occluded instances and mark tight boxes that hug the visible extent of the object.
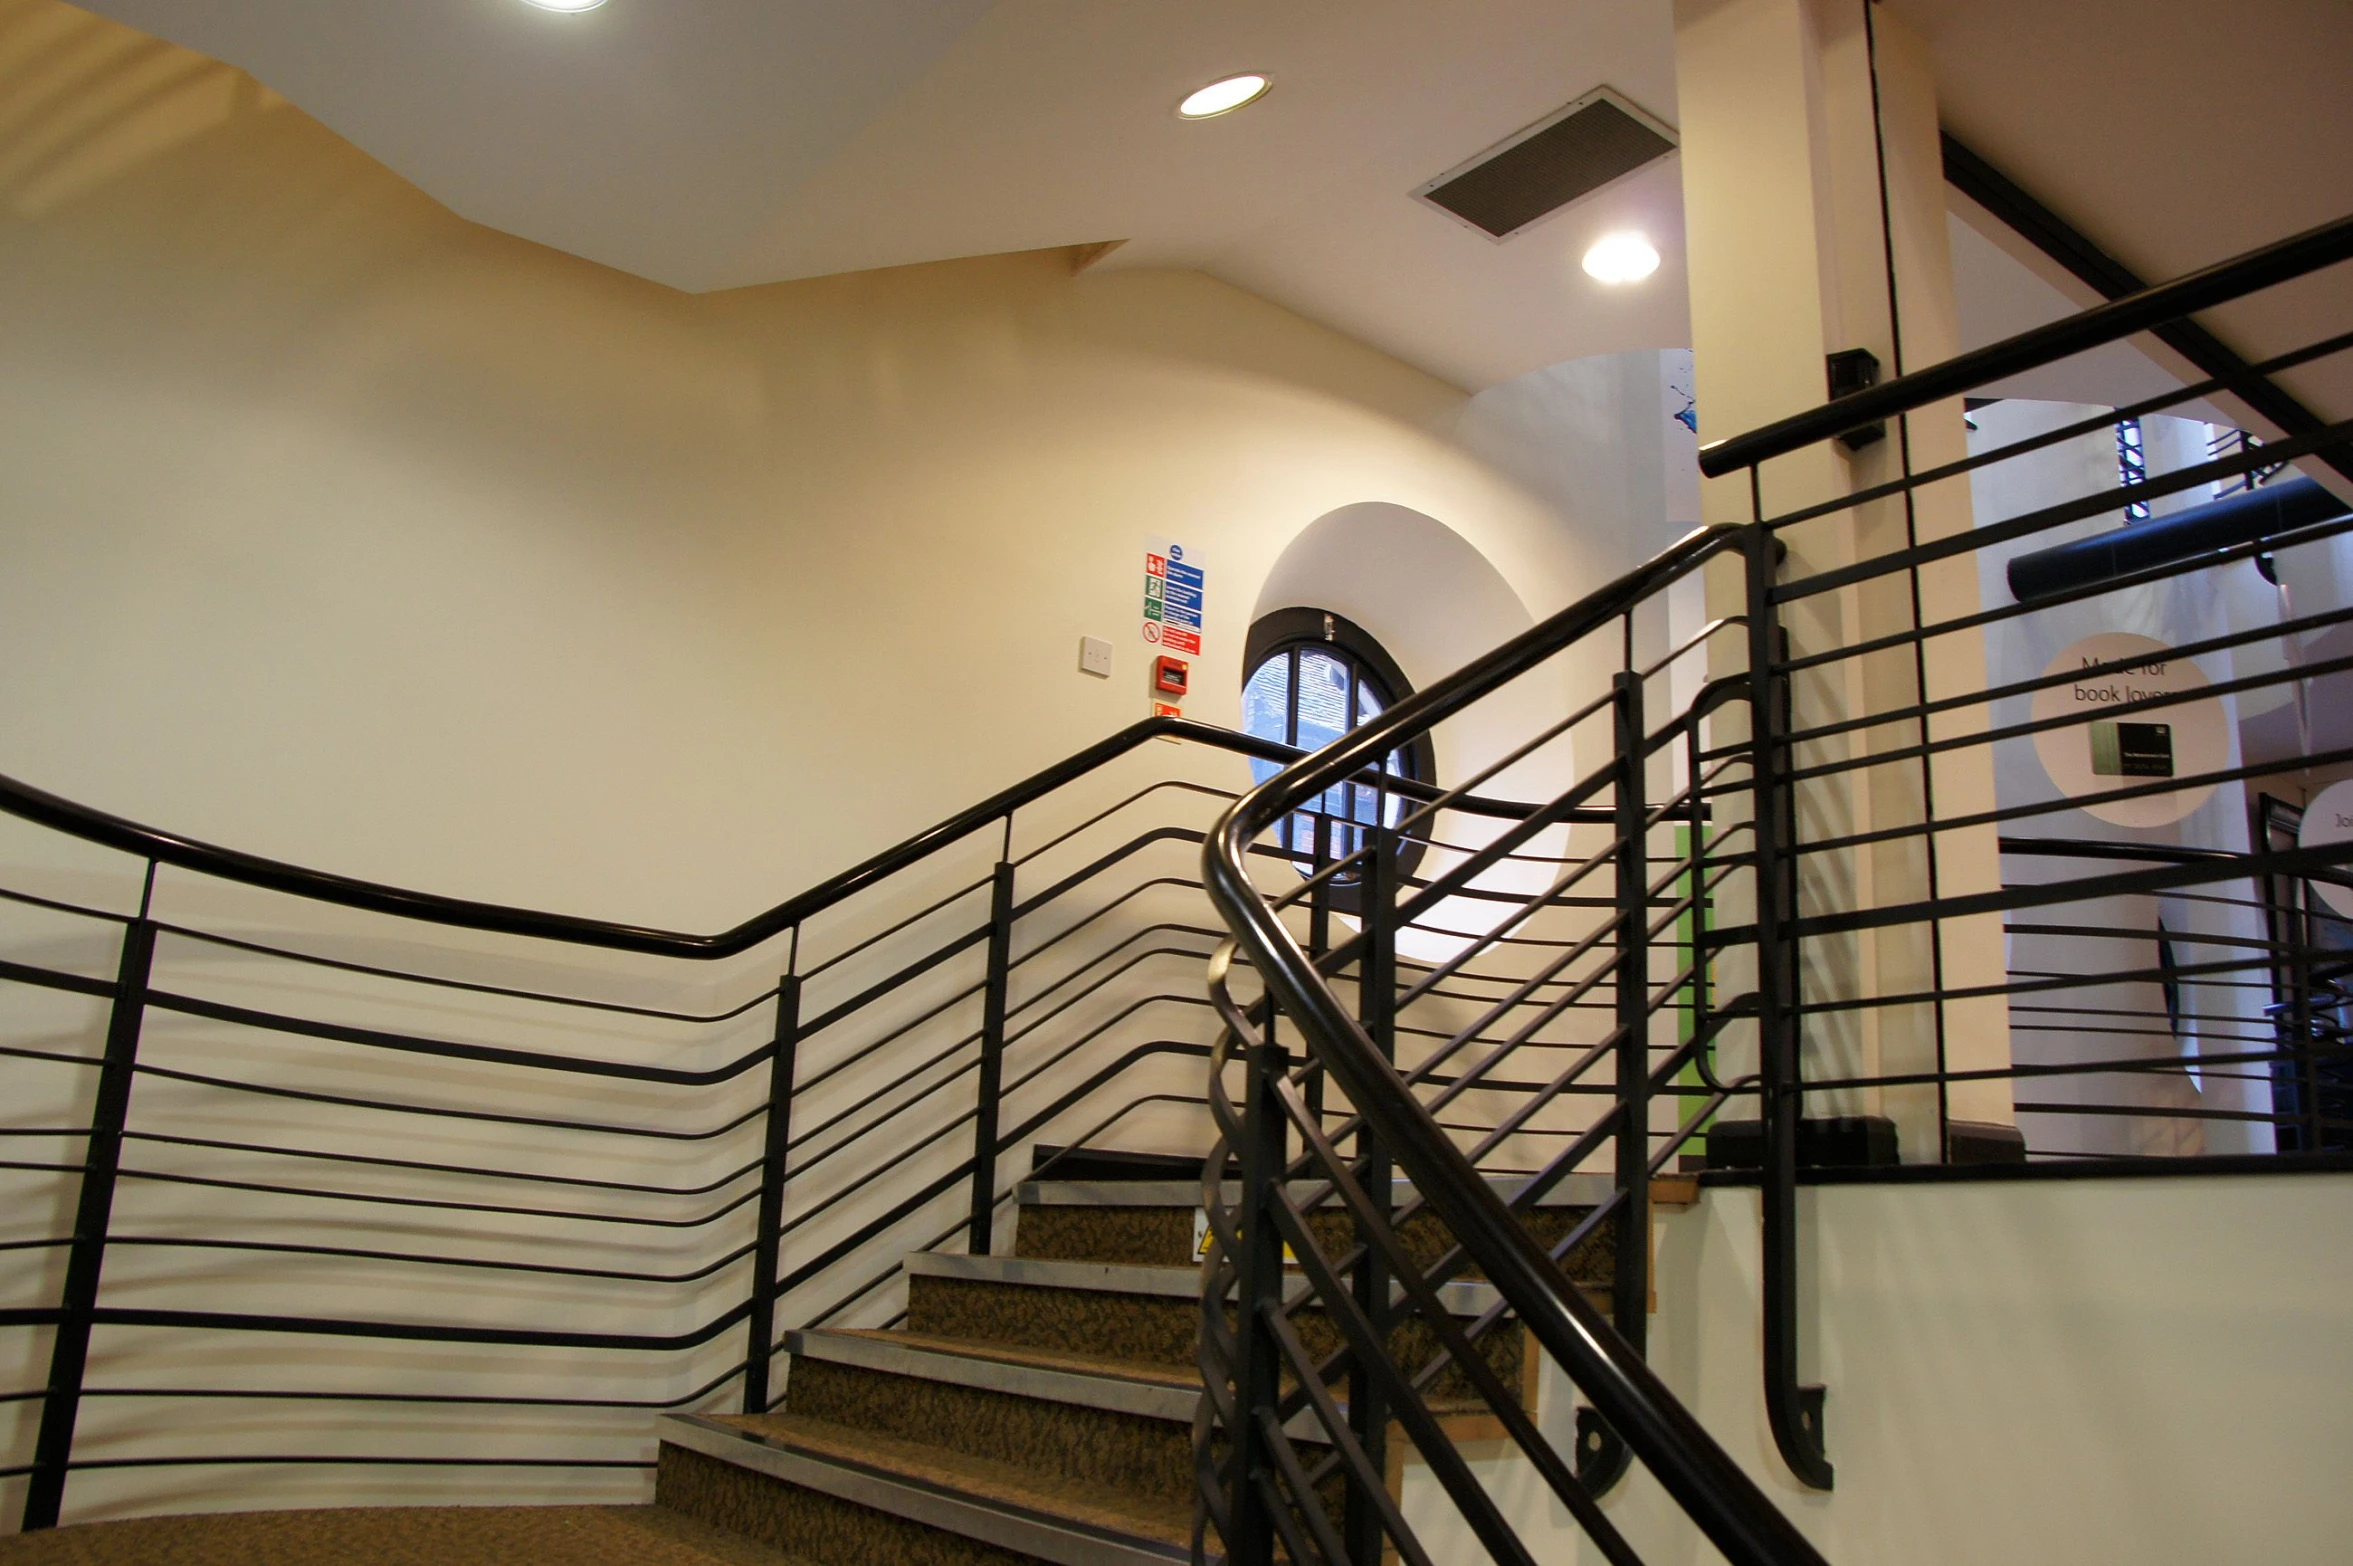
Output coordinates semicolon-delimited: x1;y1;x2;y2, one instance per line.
904;1248;1509;1317
659;1412;1197;1566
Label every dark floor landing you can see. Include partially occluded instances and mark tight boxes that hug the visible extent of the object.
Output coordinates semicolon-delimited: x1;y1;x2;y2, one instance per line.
0;1505;806;1565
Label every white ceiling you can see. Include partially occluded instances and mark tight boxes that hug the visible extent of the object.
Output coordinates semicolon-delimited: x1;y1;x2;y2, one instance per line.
1889;0;2353;428
71;0;2351;406
78;0;1693;392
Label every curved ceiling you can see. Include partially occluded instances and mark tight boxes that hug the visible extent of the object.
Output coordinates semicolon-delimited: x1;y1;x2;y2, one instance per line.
75;0;1693;391
68;0;2351;407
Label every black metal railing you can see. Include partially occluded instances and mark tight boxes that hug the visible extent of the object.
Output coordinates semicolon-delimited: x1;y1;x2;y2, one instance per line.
1193;212;2353;1563
0;718;1392;1529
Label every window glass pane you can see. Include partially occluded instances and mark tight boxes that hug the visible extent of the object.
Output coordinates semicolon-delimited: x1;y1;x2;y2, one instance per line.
1295;649;1352;752
1241;653;1291;789
1240;632;1416;874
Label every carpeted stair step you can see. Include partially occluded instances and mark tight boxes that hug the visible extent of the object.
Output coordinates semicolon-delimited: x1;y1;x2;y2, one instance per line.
1012;1177;1621;1287
901;1251;1554;1406
656;1411;1189;1566
778;1328;1206;1512
0;1505;818;1565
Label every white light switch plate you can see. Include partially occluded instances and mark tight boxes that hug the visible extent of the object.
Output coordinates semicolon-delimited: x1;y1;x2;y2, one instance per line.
1079;636;1114;678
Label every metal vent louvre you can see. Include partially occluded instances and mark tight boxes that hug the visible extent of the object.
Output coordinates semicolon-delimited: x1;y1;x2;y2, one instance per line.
1415;88;1676;241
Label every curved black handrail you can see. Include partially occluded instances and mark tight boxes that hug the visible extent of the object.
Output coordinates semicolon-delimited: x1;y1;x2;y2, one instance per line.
0;720;1532;961
1201;520;1828;1566
1697;211;2353;478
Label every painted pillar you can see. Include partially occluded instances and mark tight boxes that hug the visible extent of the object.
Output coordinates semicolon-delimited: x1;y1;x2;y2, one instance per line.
1677;0;2012;1160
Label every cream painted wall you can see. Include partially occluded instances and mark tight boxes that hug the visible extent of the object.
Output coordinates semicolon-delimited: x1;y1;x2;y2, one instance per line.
0;3;1679;1523
1405;1172;2353;1564
0;0;1623;941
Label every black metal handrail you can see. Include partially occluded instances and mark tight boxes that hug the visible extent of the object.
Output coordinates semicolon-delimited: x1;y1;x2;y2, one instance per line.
0;713;1366;1528
1199;520;1827;1566
0;720;1532;960
1698;211;2353;476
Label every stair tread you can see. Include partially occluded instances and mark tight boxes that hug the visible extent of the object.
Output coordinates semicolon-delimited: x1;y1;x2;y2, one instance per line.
796;1326;1501;1431
814;1327;1198;1393
704;1411;1193;1551
0;1506;818;1566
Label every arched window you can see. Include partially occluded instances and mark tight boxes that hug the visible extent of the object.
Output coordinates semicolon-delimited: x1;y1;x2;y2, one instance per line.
1239;609;1433;893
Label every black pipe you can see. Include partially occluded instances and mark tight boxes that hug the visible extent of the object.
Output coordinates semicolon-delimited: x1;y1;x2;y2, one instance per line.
2006;475;2347;603
1698;213;2353;478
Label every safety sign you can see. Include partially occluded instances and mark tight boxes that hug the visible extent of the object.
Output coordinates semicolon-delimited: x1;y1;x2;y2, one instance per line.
1143;539;1204;657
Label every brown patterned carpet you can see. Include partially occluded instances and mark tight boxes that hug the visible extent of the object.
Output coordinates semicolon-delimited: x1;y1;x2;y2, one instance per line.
0;1505;810;1565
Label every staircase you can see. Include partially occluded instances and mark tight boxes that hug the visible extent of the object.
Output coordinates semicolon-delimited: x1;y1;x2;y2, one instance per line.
1;215;2344;1565
650;1161;1613;1565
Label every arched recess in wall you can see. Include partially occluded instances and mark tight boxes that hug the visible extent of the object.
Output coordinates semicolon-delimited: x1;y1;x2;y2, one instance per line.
1250;502;1574;959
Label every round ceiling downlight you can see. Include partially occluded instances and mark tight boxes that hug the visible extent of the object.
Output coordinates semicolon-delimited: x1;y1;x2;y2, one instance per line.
1178;74;1271;119
1582;232;1661;284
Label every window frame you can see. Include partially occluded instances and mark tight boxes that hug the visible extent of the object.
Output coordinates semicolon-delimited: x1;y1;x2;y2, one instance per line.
1240;608;1435;908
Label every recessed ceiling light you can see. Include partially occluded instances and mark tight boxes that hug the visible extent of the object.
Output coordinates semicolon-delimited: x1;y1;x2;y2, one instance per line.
522;0;607;11
1582;232;1660;284
1178;74;1271;119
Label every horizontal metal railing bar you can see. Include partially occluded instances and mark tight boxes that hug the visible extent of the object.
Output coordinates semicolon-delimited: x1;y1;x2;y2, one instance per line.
1771;417;2352;606
0;954;116;999
798;872;995;982
779;1047;981;1181
0;1041;102;1070
1698;211;2353;476
1785;939;2303;1017
1717;328;2353;545
153;921;781;1025
46;1455;658;1474
1005;881;1210;976
128;1057;767;1144
1776;692;2353;848
1778;593;2353;756
799;926;990;1041
2012;1099;2326;1127
0;718;1359;960
1003;950;1220;1048
1997;838;2243;865
113;1161;764;1230
1294;1023;1755;1385
1795;1042;2335;1095
3;1298;757;1352
1391;687;1619;841
119;1129;764;1200
1773;499;2353;683
99;1233;758;1287
79;1359;748;1410
792;982;985;1099
1009;920;1224;1017
144;987;774;1086
0;880;136;928
772;1042;1213;1304
1001;1002;1217;1104
1764;739;2353;870
1013;780;1238;868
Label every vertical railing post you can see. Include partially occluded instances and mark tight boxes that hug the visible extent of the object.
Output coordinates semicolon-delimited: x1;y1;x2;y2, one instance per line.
969;843;1017;1256
24;908;156;1531
1226;1025;1291;1566
743;958;802;1414
1611;672;1652;1353
1343;826;1397;1566
1744;522;1833;1489
1305;811;1332;1127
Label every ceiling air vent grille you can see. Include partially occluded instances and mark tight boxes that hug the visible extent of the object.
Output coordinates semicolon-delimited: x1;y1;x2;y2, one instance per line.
1414;87;1676;242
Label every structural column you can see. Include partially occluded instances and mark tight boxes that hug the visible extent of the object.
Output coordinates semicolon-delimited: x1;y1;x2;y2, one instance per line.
1677;0;2012;1160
